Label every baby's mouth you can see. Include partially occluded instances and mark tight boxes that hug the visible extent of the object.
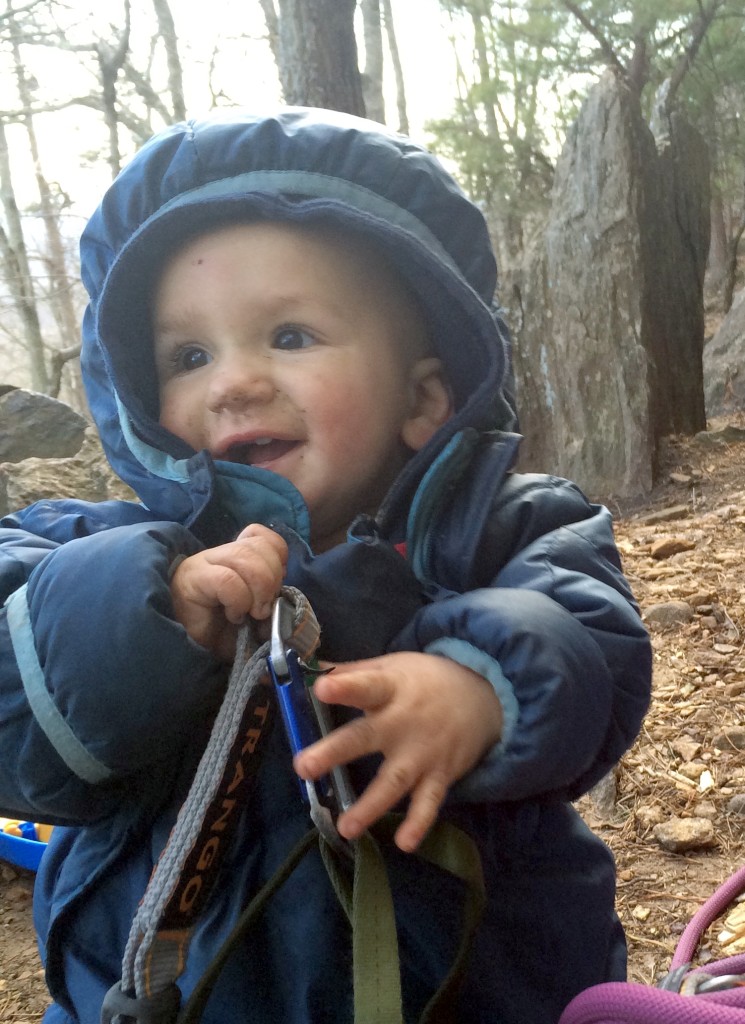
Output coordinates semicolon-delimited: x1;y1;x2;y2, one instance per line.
220;437;298;467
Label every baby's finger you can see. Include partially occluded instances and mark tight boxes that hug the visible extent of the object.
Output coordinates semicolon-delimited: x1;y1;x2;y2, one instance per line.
392;773;449;853
312;662;393;711
236;523;289;564
294;714;377;781
233;533;286;578
215;542;285;619
201;564;265;623
334;757;421;842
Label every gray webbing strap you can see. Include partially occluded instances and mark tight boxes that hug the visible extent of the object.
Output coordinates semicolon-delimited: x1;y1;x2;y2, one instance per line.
102;586;320;1024
102;584;485;1024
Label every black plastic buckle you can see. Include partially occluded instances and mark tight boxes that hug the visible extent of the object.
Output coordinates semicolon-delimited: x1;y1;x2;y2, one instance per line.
100;980;181;1024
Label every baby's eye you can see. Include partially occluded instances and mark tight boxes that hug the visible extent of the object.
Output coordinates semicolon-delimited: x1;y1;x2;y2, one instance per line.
273;327;315;351
174;346;211;373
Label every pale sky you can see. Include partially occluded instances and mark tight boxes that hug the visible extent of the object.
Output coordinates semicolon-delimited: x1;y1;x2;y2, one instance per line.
172;0;458;139
4;0;460;216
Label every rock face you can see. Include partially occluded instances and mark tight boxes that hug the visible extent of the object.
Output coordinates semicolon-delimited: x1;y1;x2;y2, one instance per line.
513;71;709;499
703;288;745;417
0;387;87;462
0;389;135;517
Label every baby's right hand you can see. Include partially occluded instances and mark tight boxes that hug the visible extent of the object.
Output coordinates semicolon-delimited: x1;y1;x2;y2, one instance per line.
170;524;288;661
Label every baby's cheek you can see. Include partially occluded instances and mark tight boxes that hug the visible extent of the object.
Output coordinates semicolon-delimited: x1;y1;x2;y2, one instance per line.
159;391;204;448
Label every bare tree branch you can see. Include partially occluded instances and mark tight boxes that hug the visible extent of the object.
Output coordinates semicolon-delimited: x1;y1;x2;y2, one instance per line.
48;344;82;399
560;0;627;80
0;0;45;28
95;0;132;178
122;59;174;127
663;0;726;112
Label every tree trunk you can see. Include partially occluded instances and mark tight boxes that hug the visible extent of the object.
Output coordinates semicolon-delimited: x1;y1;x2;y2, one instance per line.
0;119;49;393
150;0;185;121
381;0;408;134
361;0;385;123
276;0;365;115
708;186;729;284
10;21;82;403
258;0;280;68
647;110;709;437
96;0;132;179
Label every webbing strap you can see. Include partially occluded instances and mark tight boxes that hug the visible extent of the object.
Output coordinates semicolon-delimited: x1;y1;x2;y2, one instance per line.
398;819;485;1024
104;587;320;1024
352;831;403;1024
105;584;485;1024
175;816;485;1024
352;816;485;1024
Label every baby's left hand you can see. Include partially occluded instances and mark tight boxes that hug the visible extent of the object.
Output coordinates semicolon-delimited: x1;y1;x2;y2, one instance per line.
293;652;503;853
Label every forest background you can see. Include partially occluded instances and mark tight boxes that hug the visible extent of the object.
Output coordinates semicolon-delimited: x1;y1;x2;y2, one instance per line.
2;0;745;499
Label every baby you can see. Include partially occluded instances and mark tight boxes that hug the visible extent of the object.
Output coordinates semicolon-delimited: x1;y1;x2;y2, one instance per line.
0;108;651;1024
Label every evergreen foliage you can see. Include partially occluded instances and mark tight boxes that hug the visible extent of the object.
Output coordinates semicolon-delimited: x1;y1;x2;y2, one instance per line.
427;0;745;274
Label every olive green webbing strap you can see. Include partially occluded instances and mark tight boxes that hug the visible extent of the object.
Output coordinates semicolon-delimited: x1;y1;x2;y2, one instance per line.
178;815;485;1024
375;817;486;1024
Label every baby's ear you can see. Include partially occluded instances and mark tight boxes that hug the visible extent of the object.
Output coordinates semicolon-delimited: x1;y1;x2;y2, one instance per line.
401;357;453;451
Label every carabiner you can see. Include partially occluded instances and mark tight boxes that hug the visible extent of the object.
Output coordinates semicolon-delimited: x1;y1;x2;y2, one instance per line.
683;972;745;995
267;596;354;855
660;965;745;996
268;597;321;757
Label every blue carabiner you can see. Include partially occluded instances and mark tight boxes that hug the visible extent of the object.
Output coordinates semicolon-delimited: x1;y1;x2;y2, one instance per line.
268;599;323;760
267;597;354;854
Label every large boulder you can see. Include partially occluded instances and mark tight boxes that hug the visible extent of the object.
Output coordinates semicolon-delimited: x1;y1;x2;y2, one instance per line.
0;429;136;517
512;71;709;500
0;387;87;462
0;388;136;516
703;288;745;417
513;73;652;497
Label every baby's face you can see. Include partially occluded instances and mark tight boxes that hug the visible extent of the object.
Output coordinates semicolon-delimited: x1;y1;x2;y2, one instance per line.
153;221;450;550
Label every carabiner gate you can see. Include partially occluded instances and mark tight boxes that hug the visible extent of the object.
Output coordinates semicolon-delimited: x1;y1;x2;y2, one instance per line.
267;596;354;855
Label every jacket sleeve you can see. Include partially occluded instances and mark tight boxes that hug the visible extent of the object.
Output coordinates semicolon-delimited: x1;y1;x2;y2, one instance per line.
390;474;651;804
0;512;225;824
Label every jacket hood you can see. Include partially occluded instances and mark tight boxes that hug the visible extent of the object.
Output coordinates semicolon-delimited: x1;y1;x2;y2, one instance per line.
79;107;517;541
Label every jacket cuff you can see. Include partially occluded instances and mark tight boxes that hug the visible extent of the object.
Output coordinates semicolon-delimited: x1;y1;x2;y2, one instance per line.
423;636;518;758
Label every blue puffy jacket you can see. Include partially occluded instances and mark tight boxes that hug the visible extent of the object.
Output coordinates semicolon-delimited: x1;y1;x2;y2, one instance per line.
0;109;651;1024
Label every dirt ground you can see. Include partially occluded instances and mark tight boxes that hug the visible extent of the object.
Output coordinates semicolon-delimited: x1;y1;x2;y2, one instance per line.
583;421;745;985
4;425;745;1020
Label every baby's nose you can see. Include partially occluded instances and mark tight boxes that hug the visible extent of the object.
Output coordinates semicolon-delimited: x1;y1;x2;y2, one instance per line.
206;360;276;413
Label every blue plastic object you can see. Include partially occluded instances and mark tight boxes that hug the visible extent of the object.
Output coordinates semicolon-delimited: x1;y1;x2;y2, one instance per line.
0;828;47;871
